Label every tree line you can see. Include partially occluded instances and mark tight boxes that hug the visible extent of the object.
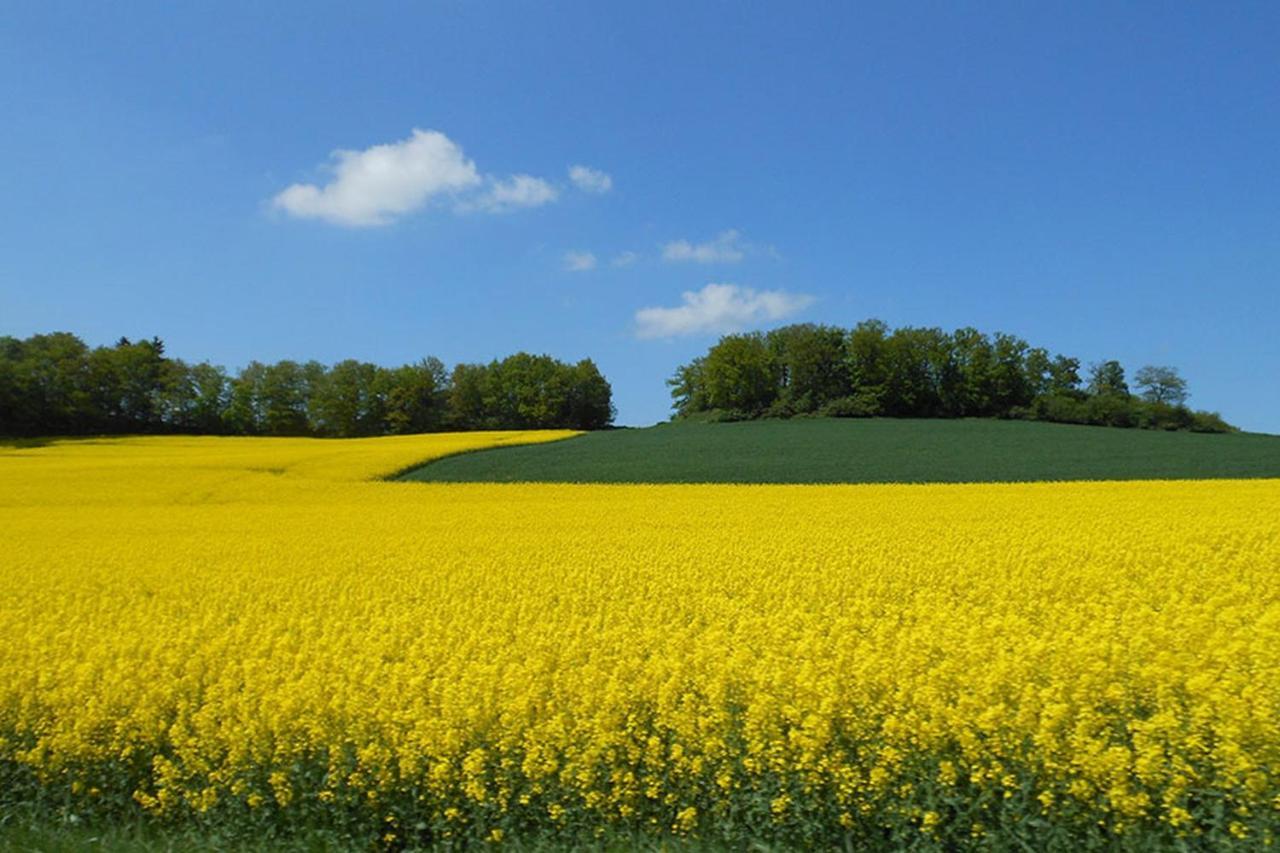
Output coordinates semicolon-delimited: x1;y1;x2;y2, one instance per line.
0;332;614;437
668;321;1233;432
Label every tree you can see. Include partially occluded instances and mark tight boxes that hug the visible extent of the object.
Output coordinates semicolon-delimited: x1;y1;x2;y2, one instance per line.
485;353;564;428
449;363;492;429
384;358;448;434
926;332;964;417
0;336;21;432
1134;365;1189;406
949;327;996;416
844;319;890;408
155;360;229;433
311;359;385;436
1048;355;1082;396
766;324;849;413
257;361;317;436
666;357;708;419
1087;360;1129;397
447;354;612;430
1024;348;1054;399
665;321;1235;432
223;361;268;434
564;359;615;430
701;333;779;414
12;333;93;434
990;333;1033;412
880;326;943;416
85;336;168;431
180;362;231;433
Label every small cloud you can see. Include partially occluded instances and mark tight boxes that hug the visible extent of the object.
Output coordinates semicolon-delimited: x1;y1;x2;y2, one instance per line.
661;229;746;264
271;128;481;227
568;164;612;194
563;250;597;272
635;283;815;339
611;250;639;268
464;174;559;214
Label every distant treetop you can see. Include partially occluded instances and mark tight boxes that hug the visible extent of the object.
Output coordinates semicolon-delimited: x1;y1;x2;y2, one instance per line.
667;322;1232;433
0;332;614;437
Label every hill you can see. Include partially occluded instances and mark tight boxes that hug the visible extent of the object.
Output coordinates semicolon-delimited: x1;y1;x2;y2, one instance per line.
398;418;1280;484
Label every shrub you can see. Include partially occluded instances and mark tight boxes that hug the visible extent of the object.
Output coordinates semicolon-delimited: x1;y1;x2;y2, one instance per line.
1189;410;1233;433
817;391;883;418
1086;394;1136;428
1029;394;1089;425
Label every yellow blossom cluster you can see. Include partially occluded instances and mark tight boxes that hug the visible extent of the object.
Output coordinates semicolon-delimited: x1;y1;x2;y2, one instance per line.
1;435;1278;845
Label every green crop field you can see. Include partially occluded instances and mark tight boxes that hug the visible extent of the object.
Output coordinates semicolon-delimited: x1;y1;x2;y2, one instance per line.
399;418;1280;484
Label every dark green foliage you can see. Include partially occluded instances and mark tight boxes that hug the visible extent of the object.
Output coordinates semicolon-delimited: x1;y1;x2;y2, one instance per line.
258;360;322;436
85;337;168;430
162;361;231;433
447;354;614;431
0;333;613;437
1029;392;1089;424
0;332;94;434
816;390;883;418
666;357;709;419
701;333;779;415
669;322;1233;433
8;729;1277;852
1087;359;1129;397
383;358;450;434
221;360;266;435
1189;409;1233;433
401;418;1280;484
4;776;1270;852
564;358;615;431
309;359;388;437
844;319;890;405
0;816;361;852
766;323;849;413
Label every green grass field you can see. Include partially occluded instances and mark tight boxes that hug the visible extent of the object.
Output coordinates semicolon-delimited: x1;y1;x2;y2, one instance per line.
399;418;1280;484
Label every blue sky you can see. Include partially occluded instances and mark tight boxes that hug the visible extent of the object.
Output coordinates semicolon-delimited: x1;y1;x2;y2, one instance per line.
2;2;1277;431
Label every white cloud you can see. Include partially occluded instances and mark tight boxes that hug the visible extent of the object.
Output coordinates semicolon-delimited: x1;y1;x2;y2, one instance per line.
271;128;566;225
563;250;597;272
568;164;612;194
635;283;815;339
271;129;481;227
465;174;559;213
611;250;639;267
661;229;746;264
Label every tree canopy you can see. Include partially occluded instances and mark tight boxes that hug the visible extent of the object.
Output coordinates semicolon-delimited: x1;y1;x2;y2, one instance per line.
0;333;614;437
1134;365;1189;406
668;322;1232;433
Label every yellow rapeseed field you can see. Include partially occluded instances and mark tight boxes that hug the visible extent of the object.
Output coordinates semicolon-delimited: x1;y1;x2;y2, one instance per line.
2;434;1278;846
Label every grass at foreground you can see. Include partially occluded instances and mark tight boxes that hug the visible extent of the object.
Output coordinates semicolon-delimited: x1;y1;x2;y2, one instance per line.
400;417;1280;483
